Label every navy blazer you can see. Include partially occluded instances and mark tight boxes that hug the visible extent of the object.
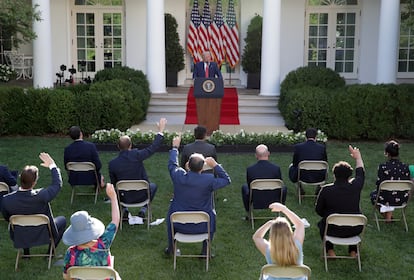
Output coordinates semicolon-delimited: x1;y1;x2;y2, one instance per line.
2;167;63;247
109;133;164;184
193;61;223;79
0;165;17;187
64;140;102;186
180;140;217;168
167;148;230;239
289;140;327;183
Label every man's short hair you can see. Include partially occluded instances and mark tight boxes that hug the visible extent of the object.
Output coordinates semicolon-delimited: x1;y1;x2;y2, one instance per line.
20;165;39;189
194;126;207;140
69;126;82;140
188;153;205;172
305;128;318;139
118;135;132;151
332;161;353;181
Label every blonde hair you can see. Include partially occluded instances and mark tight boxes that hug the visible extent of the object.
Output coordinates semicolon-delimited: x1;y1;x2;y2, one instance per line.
269;217;299;266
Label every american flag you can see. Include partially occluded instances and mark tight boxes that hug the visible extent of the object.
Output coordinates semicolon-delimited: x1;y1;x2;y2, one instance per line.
209;0;225;66
223;0;240;68
187;0;202;63
198;0;211;55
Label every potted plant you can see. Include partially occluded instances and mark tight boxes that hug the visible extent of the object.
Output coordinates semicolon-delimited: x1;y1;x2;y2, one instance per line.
165;13;185;87
241;14;262;89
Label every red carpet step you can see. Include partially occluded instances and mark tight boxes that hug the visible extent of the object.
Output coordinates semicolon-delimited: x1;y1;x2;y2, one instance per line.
184;87;240;125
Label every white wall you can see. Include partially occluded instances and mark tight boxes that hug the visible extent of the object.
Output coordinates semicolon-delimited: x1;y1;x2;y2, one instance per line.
280;0;306;82
359;0;381;84
166;0;186;86
124;0;147;73
50;1;70;79
240;0;263;87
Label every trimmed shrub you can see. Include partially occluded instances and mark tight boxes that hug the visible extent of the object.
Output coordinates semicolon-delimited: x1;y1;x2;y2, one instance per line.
87;79;142;131
282;86;332;132
94;66;150;119
279;66;345;118
47;89;77;134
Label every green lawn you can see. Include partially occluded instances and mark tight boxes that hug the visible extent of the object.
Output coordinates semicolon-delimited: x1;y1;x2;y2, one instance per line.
1;137;414;279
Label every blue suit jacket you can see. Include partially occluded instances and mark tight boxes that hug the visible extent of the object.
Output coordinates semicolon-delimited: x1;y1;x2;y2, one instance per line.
64;140;102;186
193;61;223;79
167;148;230;244
109;133;164;184
0;165;17;187
289;140;327;183
1;167;63;247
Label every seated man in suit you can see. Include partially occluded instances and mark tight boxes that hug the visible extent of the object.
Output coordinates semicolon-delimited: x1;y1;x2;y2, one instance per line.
109;118;167;218
0;164;18;190
64;126;105;188
289;127;328;194
193;51;223;79
180;125;217;170
165;134;231;256
1;152;66;255
0;164;18;209
315;145;364;258
241;144;287;214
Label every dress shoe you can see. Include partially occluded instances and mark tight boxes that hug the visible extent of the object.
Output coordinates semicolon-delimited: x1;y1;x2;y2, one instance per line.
164;247;180;257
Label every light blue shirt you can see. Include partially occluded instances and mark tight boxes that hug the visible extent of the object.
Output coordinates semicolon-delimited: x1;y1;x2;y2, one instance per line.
264;239;306;280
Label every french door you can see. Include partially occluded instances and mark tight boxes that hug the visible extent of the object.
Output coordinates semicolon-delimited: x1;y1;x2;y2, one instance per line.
305;8;360;79
72;8;123;76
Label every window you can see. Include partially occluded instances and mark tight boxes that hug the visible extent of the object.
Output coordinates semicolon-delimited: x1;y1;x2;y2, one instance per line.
75;0;122;6
308;0;358;6
399;1;414;73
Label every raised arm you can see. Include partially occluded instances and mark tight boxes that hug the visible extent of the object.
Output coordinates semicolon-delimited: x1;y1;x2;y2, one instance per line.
106;183;120;230
269;202;305;245
349;145;364;169
252;219;273;256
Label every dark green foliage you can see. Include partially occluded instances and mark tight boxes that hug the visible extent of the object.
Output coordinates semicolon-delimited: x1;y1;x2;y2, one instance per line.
24;88;51;135
279;66;345;118
165;13;185;72
241;14;262;73
47;89;77;134
93;66;151;117
282;86;332;133
87;79;143;131
73;89;104;136
0;87;23;135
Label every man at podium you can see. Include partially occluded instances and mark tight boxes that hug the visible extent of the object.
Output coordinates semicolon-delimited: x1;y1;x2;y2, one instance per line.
193;51;222;79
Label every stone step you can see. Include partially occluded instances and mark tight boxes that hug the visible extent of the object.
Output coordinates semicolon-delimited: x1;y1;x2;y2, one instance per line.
144;88;284;126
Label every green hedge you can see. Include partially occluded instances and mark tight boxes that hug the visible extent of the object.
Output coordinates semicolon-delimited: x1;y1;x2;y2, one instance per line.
0;67;151;136
279;67;414;140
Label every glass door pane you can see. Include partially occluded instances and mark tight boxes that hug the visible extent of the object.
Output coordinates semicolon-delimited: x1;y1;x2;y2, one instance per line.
334;12;356;73
102;13;123;69
307;13;329;68
76;13;96;73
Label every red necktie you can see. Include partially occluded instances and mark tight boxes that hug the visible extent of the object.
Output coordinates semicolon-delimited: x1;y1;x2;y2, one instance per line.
205;63;209;78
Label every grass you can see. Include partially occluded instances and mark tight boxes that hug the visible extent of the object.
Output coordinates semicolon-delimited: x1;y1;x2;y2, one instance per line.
1;137;414;279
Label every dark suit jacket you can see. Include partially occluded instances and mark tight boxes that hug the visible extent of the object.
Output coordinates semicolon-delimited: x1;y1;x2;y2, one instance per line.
315;167;364;238
109;133;163;202
0;165;17;187
64;140;102;186
180;140;217;168
246;160;284;208
167;148;230;243
1;167;63;247
289;140;328;183
193;61;223;79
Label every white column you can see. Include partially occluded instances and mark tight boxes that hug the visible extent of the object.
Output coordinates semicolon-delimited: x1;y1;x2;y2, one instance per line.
260;0;281;96
32;0;53;88
376;0;400;84
147;0;166;94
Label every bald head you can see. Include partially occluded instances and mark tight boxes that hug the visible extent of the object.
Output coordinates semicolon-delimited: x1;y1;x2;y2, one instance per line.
255;144;270;160
188;153;205;172
118;135;132;151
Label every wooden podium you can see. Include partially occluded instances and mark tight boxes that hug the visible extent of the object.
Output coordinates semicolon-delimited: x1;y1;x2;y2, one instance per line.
194;78;224;135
